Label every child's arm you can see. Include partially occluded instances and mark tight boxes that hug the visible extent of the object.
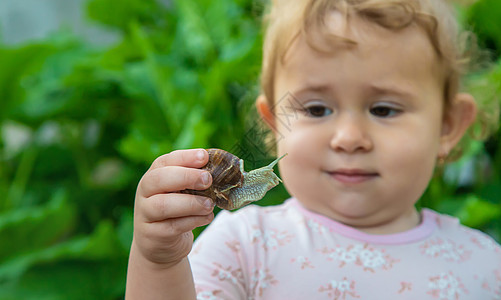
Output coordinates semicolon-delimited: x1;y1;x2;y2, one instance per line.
125;149;214;300
126;247;197;299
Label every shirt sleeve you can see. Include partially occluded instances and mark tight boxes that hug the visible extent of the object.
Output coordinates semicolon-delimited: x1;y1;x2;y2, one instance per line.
188;210;251;300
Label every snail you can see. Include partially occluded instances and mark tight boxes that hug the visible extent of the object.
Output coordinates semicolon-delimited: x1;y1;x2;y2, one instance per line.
181;149;287;210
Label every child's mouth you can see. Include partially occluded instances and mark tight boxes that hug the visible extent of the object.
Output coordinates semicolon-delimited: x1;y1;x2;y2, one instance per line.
329;169;379;184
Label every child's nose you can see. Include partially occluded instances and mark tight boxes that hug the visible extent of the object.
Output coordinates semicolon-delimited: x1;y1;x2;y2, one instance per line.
329;115;373;153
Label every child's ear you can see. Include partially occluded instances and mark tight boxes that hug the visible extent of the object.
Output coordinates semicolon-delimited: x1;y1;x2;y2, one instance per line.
256;95;276;129
439;93;477;154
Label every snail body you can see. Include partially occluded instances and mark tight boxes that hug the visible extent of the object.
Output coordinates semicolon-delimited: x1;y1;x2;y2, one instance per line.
182;149;286;210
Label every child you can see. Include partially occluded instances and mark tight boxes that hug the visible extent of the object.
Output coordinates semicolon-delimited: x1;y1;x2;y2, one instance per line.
126;0;501;299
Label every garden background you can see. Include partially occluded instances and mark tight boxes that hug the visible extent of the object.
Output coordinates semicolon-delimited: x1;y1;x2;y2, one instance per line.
0;0;500;298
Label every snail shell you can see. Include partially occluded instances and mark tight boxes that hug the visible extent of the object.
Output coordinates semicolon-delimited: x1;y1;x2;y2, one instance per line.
181;149;286;210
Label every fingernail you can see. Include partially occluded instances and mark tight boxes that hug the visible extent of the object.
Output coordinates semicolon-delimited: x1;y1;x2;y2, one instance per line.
196;150;205;161
203;198;214;209
201;172;210;186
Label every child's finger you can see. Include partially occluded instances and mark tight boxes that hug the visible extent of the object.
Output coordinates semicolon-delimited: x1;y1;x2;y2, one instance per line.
145;213;215;240
138;166;212;198
139;194;214;223
150;149;209;170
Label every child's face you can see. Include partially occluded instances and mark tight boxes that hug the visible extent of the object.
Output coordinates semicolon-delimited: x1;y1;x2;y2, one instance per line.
269;14;448;233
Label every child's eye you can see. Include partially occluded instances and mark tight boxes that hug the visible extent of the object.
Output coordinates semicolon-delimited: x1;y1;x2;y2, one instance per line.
302;105;333;118
370;105;401;118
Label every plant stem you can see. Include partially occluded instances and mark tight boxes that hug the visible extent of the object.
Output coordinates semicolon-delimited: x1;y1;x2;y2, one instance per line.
3;147;38;210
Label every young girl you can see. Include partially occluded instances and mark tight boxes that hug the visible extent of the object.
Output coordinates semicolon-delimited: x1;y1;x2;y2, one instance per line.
126;0;501;299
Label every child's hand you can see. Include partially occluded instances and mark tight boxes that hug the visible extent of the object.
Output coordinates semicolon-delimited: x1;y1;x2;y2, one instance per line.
132;149;214;268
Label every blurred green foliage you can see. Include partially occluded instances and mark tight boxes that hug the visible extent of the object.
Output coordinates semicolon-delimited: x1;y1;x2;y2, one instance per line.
0;0;499;298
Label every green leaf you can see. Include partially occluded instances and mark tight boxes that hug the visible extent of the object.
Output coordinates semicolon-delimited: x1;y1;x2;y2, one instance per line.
173;0;216;64
116;208;133;251
0;190;76;260
0;220;126;281
128;22;180;132
173;105;214;149
0;44;55;120
455;195;501;228
0;260;125;300
467;0;501;54
86;0;165;32
0;222;127;299
15;43;92;121
118;127;172;164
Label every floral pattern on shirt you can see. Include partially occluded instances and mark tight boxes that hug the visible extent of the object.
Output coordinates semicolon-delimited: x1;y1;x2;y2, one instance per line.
250;227;294;251
319;243;399;272
196;290;224;300
319;277;360;300
307;219;328;234
490;269;501;299
479;271;501;300
211;263;244;286
225;239;242;253
398;282;413;294
420;238;471;262
291;256;315;269
250;267;278;297
470;233;500;252
427;271;468;300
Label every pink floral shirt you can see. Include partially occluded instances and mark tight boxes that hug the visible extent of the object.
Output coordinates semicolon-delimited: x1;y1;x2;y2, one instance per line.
189;198;501;300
